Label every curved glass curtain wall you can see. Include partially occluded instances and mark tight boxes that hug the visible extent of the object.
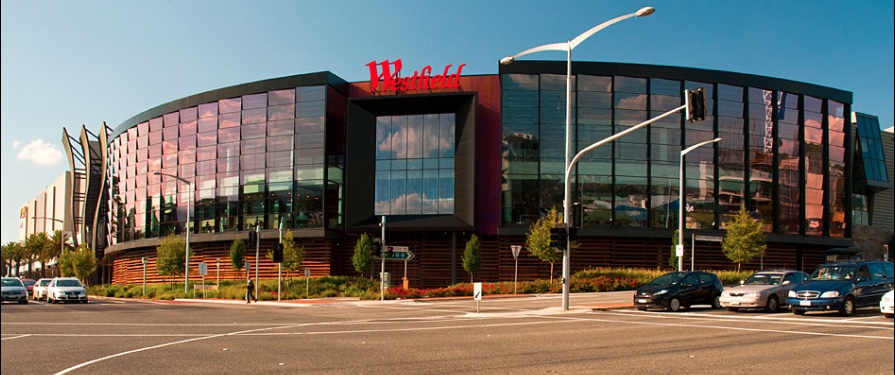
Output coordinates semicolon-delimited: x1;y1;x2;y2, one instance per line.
107;86;331;244
501;73;848;237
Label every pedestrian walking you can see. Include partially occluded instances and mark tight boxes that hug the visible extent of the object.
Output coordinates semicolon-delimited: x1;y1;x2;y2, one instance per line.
246;279;256;303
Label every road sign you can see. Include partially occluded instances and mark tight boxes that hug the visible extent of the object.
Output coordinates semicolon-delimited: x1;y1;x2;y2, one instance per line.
383;246;415;261
198;262;208;275
511;245;522;260
473;282;482;301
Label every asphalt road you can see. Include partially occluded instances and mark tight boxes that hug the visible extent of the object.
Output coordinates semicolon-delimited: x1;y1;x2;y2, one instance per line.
2;292;892;375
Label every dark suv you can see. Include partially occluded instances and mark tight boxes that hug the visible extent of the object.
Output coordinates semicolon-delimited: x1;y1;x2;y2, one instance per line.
634;271;724;312
787;260;894;316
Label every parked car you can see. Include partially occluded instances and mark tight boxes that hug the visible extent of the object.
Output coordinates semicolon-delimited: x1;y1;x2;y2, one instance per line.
46;277;88;304
21;278;36;296
720;270;810;312
634;271;724;312
32;278;52;300
787;260;894;316
881;289;894;318
1;277;29;304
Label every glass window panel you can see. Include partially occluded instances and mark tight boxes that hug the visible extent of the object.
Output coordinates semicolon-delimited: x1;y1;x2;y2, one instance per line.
217;157;239;173
268;104;295;121
241;138;266;154
296;116;324;133
241;154;266;170
241;122;266;139
162;140;177;155
501;74;539;91
578;91;613;109
578;75;611;92
615;76;646;94
180;107;197;123
149;130;162;145
179;120;197;136
296;100;325;117
269;89;295;106
296;86;325;102
295;165;324;180
163;112;179;129
198;102;218;118
267;151;293;168
218;127;240;144
268;119;294;136
197;145;216;161
197;131;217;147
503;90;538;107
242;93;267;110
219;112;241;129
296;132;324;149
198;117;217;133
196;159;215;175
650;78;679;96
178;135;196;150
267;135;293;152
219;98;241;114
296;147;324;165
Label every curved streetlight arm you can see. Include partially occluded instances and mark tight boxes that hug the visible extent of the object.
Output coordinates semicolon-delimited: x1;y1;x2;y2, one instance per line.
683;137;723;156
499;7;654;65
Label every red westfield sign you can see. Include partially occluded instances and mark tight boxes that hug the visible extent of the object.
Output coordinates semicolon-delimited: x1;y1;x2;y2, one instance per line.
367;59;465;93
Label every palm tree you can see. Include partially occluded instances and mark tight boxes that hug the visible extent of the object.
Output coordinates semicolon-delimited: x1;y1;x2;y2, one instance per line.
2;241;27;276
44;230;70;277
25;233;49;278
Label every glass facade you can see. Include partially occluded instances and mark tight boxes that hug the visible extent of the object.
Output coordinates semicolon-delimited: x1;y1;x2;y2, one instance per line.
108;85;338;244
374;113;456;215
500;70;854;237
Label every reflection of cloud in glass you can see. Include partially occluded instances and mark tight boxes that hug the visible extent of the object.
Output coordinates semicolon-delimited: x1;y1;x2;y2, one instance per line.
375;193;453;215
377;119;450;159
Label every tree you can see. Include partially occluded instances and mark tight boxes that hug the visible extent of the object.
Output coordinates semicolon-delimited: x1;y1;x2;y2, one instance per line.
157;233;186;286
2;241;26;276
462;234;482;282
526;208;563;283
57;243;97;284
352;233;373;278
25;232;49;277
281;230;304;278
230;237;246;278
722;205;767;271
43;230;70;277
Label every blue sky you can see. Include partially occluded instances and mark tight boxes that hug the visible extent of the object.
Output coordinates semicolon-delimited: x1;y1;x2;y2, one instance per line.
2;0;893;245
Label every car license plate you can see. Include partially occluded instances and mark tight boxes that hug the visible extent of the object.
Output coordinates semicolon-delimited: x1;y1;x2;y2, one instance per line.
799;300;811;306
637;299;647;304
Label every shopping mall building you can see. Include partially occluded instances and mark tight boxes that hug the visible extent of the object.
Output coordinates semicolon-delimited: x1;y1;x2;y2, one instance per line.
25;60;893;287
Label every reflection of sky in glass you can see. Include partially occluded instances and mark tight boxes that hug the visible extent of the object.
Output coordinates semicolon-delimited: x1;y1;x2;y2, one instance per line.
375;114;455;215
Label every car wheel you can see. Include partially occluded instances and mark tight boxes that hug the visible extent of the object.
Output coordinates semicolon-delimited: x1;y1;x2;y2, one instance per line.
667;298;682;312
839;296;855;317
765;295;780;313
19;299;28;304
727;307;739;312
885;313;893;318
711;296;722;309
792;309;806;315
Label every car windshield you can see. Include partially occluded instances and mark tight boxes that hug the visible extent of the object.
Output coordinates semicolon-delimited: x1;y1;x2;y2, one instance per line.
23;280;36;287
649;273;683;286
38;279;51;286
2;279;23;287
56;279;82;287
744;273;783;285
811;265;856;281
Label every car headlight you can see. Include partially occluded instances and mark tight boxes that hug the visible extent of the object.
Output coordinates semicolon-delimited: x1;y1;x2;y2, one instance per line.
653;289;668;296
820;291;840;298
881;294;893;303
788;290;797;298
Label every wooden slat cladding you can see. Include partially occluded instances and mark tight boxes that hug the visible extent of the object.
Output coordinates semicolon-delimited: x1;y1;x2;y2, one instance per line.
112;232;833;288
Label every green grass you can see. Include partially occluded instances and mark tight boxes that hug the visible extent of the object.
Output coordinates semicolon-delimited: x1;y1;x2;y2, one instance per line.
88;268;755;301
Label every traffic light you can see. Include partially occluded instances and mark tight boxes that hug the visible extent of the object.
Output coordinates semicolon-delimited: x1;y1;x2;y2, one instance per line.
686;87;707;123
549;227;567;248
386;246;394;258
568;226;579;241
272;243;283;263
371;238;382;255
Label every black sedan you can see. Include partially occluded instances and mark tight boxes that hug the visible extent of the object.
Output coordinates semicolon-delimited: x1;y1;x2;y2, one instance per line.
634;271;724;312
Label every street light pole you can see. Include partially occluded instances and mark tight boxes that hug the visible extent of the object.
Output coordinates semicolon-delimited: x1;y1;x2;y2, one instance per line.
500;6;655;310
678;137;722;272
154;171;192;293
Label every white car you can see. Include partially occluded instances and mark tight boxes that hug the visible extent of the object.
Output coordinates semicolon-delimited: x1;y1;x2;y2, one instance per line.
881;289;894;318
32;278;52;300
720;270;810;312
1;277;29;304
46;277;88;304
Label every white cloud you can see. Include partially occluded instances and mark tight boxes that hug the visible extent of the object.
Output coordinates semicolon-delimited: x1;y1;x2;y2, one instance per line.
11;140;21;148
17;139;64;166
